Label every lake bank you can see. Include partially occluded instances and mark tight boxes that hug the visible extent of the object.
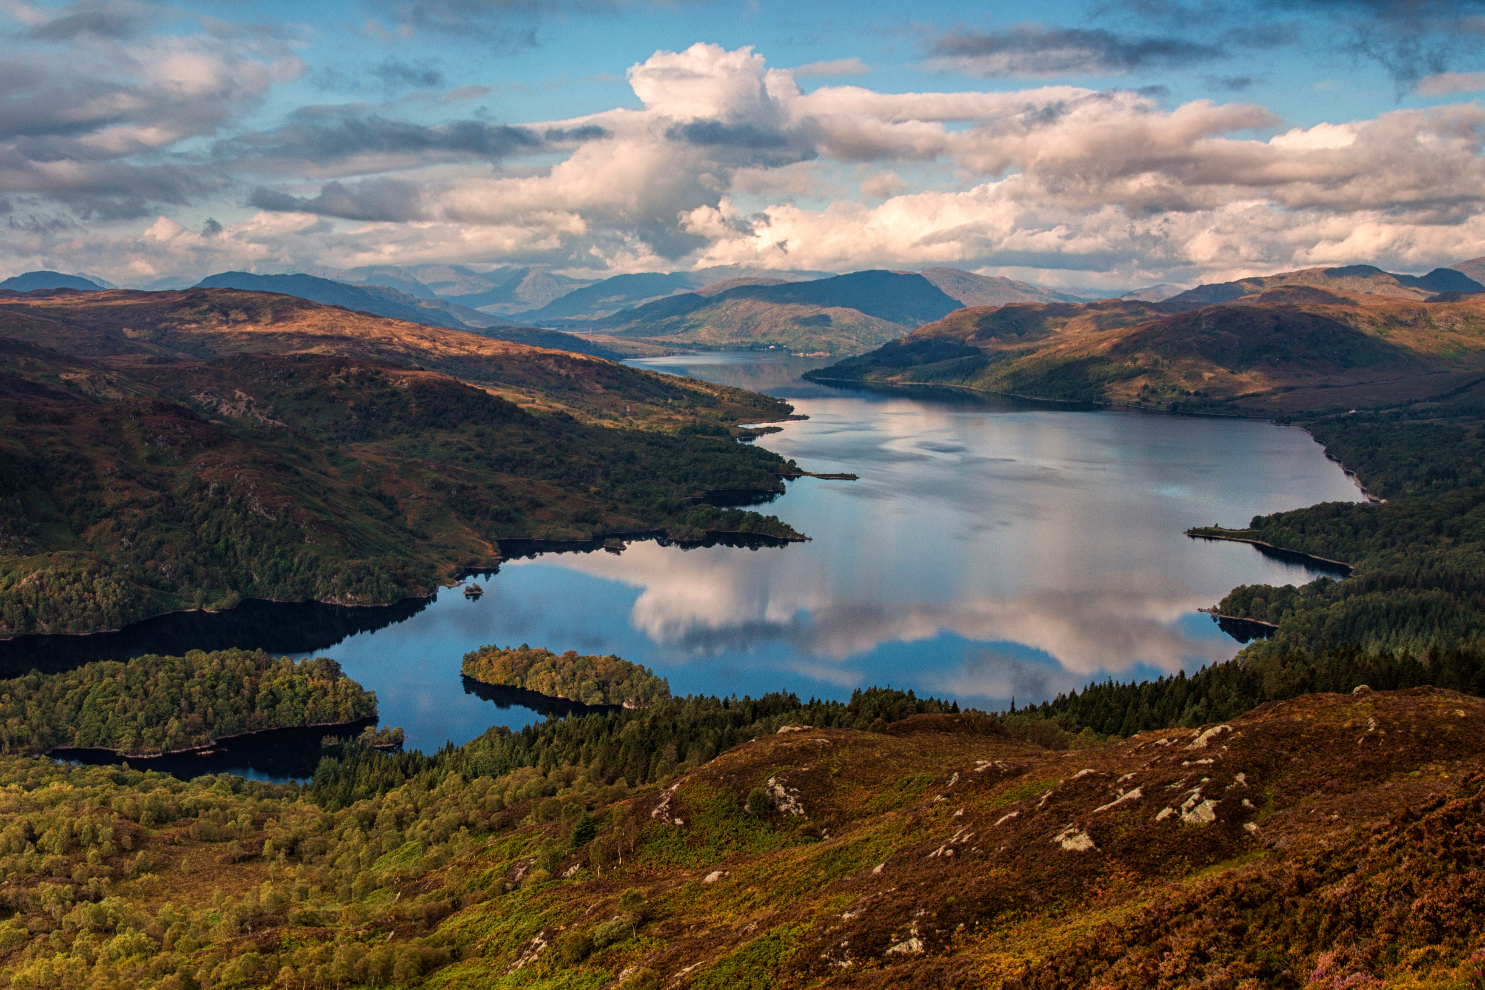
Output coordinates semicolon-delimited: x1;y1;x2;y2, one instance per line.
1185;529;1354;576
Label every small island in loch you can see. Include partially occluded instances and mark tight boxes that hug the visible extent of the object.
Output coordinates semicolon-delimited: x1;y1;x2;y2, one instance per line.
461;644;671;708
0;648;379;757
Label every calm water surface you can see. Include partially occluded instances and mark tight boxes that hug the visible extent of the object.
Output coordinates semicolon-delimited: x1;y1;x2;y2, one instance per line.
12;352;1364;773
300;352;1361;752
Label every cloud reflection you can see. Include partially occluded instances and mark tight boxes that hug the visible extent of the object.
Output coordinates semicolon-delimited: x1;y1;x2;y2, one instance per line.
499;389;1362;703
511;540;1238;678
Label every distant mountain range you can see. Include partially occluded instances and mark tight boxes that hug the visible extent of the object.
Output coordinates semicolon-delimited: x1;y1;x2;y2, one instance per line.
806;260;1485;412
1162;264;1481;307
6;257;1485;360
0;271;113;292
191;272;624;359
541;267;1092;354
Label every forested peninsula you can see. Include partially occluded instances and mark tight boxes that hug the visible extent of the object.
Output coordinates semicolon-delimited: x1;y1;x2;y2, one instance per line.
0;649;376;757
461;644;671;708
0;289;807;636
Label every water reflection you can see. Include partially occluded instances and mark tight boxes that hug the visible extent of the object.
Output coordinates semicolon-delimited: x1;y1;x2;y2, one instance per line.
5;353;1367;762
0;597;431;676
52;717;378;784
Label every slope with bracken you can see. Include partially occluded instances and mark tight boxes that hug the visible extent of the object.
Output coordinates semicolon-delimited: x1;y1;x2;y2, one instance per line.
0;288;785;426
0;290;807;636
438;688;1485;990
812;269;1485;412
0;687;1477;989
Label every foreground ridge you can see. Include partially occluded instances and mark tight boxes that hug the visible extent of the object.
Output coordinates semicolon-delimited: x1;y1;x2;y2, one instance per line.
0;688;1479;988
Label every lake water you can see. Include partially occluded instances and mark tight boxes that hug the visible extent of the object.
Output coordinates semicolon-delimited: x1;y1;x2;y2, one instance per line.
5;352;1364;776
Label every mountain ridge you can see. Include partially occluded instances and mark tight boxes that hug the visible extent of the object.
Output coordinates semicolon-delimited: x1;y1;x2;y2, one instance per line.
808;265;1485;411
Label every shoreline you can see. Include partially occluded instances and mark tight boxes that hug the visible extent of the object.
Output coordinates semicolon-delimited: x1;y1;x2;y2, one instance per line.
1185;530;1354;575
0;516;809;643
0;593;437;642
48;714;379;761
1197;607;1279;630
460;674;643;714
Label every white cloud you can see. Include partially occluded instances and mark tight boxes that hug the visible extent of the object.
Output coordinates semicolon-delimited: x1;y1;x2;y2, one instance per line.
1268;122;1356;150
8;39;1485;284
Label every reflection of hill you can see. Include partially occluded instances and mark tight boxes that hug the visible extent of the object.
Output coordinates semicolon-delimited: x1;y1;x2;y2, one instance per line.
52;716;378;781
461;675;614;718
0;597;430;675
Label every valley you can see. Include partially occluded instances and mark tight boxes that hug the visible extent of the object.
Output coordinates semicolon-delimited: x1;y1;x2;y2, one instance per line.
2;258;1485;990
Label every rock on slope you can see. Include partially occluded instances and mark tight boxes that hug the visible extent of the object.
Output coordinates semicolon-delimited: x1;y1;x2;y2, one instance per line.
427;688;1485;989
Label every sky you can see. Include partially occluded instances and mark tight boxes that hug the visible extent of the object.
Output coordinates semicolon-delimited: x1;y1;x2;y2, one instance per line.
4;0;1485;290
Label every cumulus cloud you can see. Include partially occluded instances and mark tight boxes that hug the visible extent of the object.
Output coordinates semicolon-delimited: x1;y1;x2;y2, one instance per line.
928;24;1225;77
0;10;305;218
10;38;1485;285
859;170;907;199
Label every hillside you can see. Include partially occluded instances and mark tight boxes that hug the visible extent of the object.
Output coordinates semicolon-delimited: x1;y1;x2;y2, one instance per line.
192;272;621;358
0;271;108;292
0;290;808;635
0;686;1481;989
567;271;965;354
810;277;1485;410
1162;264;1482;307
1450;254;1485;287
0;288;782;424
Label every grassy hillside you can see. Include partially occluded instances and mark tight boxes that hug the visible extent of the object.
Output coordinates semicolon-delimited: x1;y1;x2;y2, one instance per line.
810;288;1485;410
0;684;1478;989
0;288;788;426
0;293;810;636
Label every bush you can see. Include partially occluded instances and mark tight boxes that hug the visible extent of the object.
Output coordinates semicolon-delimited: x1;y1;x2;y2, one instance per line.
559;931;593;964
620;966;662;990
745;788;772;816
569;811;600;849
592;914;637;950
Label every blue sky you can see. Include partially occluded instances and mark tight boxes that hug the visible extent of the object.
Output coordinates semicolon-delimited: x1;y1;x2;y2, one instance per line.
4;0;1485;288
